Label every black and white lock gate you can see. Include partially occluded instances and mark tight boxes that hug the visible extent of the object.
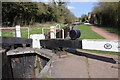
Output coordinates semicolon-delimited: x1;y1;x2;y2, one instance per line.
0;29;119;52
40;39;119;52
40;29;119;52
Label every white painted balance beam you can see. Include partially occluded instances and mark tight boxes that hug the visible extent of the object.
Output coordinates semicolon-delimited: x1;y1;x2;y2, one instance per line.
82;39;120;52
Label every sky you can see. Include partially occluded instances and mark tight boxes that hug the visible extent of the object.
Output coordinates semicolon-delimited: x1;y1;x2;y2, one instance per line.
32;0;100;18
66;2;98;18
33;0;99;18
32;0;119;18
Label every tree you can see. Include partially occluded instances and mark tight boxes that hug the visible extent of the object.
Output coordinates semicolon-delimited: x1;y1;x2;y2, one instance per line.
92;2;119;28
2;2;76;26
81;14;88;22
2;2;38;26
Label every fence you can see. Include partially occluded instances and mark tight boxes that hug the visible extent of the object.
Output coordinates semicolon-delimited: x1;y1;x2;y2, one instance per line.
0;26;30;38
0;24;69;39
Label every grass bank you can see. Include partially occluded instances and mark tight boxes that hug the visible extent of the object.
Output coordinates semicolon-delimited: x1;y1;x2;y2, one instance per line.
77;49;119;56
75;24;104;39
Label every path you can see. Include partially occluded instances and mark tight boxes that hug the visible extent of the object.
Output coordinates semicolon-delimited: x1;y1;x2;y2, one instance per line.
90;25;120;40
45;49;119;78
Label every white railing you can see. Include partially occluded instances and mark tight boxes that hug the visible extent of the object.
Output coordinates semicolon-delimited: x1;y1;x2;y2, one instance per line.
41;24;65;39
0;24;65;39
0;25;30;38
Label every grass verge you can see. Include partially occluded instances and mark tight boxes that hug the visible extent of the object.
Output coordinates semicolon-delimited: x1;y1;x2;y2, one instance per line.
40;76;51;78
75;24;105;39
77;49;119;56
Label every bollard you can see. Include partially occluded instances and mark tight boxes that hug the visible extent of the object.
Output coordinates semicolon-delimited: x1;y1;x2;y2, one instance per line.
69;29;81;40
15;25;21;37
50;26;56;39
62;29;64;39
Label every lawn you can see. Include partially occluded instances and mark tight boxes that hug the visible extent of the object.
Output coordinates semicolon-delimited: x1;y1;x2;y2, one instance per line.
2;24;64;38
75;24;104;39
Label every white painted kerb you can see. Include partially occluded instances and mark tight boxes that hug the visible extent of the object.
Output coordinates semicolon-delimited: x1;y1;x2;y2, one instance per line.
82;39;119;52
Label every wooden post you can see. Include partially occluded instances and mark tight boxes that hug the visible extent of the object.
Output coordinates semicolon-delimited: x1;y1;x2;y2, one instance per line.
50;26;56;39
62;29;64;39
16;25;21;37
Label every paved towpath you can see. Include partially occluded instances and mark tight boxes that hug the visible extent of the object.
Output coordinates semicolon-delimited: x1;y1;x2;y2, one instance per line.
47;49;119;78
90;25;120;40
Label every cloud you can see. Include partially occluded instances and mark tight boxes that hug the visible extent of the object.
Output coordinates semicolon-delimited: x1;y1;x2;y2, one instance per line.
67;6;75;9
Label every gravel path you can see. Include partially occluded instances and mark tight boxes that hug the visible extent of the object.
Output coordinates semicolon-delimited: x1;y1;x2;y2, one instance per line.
90;25;120;40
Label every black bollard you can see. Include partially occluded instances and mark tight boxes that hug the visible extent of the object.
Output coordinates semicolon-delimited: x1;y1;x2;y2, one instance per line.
69;29;81;40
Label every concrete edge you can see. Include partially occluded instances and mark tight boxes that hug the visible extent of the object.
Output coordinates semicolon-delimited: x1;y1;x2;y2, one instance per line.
38;54;57;77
